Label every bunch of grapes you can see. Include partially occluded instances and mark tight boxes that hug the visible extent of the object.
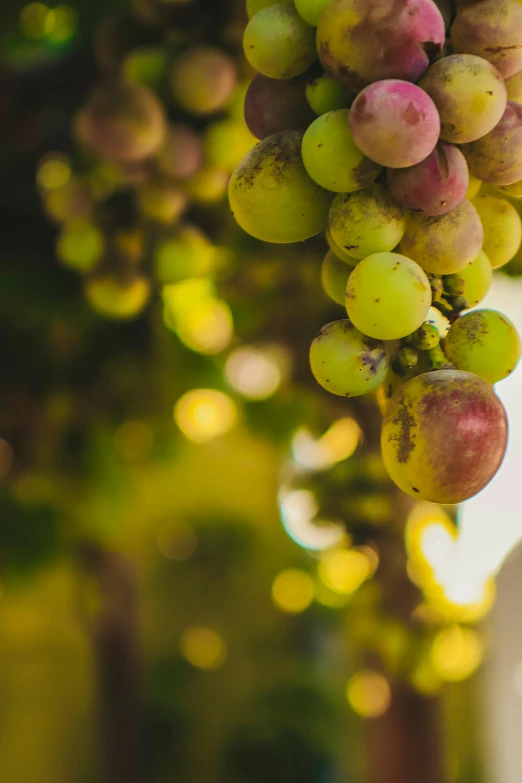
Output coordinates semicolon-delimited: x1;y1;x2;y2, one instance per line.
37;0;255;339
229;0;522;506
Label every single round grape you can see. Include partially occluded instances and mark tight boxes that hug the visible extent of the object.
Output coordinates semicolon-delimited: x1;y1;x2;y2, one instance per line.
247;0;291;17
329;183;405;260
461;101;522;186
326;227;358;265
400;199;484;275
56;220;104;273
387;143;469;217
412;323;440;350
317;0;445;91
466;173;482;200
445;309;522;384
244;74;315;140
346;252;432;340
472;192;522;268
204;119;256;173
451;0;522;79
156;124;204;180
243;5;316;80
418;54;507;144
137;181;187;223
310;319;389;396
349;80;440;168
154;225;214;284
381;369;508;504
302;110;382;193
294;0;331;26
75;81;166;164
498;179;522;199
171;47;237;115
122;46;168;89
228;131;331;243
84;274;151;319
306;74;352;115
321;250;351;305
458;250;493;307
505;69;522;103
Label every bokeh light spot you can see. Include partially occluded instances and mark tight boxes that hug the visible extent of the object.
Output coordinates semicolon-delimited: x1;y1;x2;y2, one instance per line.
318;549;372;595
225;346;282;400
347;670;391;719
272;568;314;614
431;625;484;682
20;3;50;38
37;155;71;190
174;389;238;444
180;627;227;670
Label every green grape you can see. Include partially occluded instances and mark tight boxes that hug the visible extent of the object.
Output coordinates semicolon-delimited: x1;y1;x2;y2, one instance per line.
56;219;104;273
321;250;351;305
472;192;522;268
204;119;256;173
247;0;291;17
122;46;168;89
400;199;484;275
84;274;151;319
306;74;352;115
412;323;440;350
381;370;508;504
310;319;389;397
171;46;237;115
294;0;331;26
444;309;522;384
154;225;215;284
345;252;432;340
458;250;493;307
301;109;381;193
505;69;522;103
466;174;481;200
329;183;405;260
228;130;331;243
137;181;187;223
498;180;522;199
326;227;358;266
243;4;316;79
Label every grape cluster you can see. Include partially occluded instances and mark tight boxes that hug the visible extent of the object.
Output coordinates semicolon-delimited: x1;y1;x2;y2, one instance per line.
230;0;522;505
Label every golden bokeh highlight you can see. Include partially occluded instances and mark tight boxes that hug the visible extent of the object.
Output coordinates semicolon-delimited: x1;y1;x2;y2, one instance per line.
37;155;71;190
44;5;78;43
225;347;282;400
347;670;392;719
180;627;228;670
431;625;484;682
177;298;233;355
174;389;238;444
271;568;315;614
318;548;372;595
20;3;50;38
292;417;361;471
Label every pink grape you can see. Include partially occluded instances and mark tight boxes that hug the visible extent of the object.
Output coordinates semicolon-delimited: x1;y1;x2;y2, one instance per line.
451;0;522;79
460;101;522;186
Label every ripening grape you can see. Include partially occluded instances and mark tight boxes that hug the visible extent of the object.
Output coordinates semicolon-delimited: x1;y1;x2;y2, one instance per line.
137;181;187;223
387;143;469;217
472;192;522;268
505;70;522;103
400;199;484;275
498;180;522;199
451;0;522;78
228;131;331;243
381;369;508;504
349;80;440;168
310;319;389;396
321;250;352;305
461;102;522;186
329;183;405;259
326;227;358;265
84;274;151;319
301;110;382;192
247;0;291;17
459;250;493;307
466;174;481;200
345;252;432;340
418;54;507;144
306;74;352;115
294;0;331;26
154;225;215;284
156;124;204;180
204;119;256;172
122;46;168;89
75;81;166;164
56;220;104;273
317;0;445;91
444;309;522;384
244;74;315;140
243;5;316;80
170;47;237;115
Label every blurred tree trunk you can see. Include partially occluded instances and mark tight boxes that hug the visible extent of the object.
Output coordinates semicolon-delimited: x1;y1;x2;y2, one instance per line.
80;546;143;783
